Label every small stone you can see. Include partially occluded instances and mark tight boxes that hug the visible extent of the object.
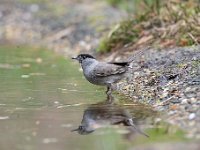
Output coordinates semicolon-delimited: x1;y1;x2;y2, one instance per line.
168;110;176;115
188;113;196;120
161;91;168;98
30;4;39;13
181;99;188;104
170;104;178;110
186;93;196;98
171;99;181;104
190;97;197;104
185;87;191;92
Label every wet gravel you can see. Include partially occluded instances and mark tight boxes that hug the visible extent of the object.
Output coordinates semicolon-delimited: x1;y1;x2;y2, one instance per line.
117;46;200;138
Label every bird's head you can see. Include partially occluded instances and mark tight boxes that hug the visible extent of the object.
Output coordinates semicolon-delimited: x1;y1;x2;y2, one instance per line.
72;54;95;63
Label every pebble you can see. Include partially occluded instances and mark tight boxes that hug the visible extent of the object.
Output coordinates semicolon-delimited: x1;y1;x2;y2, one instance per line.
188;113;196;120
171;99;181;104
190;97;197;104
168;110;176;115
185;87;191;92
30;4;39;13
181;99;188;104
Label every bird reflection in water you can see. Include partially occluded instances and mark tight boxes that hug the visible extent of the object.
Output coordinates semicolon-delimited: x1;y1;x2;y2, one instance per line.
71;97;149;138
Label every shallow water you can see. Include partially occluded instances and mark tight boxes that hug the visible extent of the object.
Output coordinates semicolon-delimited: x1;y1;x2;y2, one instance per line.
0;46;186;150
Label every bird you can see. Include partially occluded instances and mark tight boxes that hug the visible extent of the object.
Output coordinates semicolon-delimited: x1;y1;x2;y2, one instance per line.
72;54;130;95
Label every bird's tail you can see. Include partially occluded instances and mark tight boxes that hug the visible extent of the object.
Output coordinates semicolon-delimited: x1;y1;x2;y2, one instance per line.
127;46;150;64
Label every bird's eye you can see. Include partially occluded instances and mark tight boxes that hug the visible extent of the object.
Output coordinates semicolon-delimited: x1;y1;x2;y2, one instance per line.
79;126;83;130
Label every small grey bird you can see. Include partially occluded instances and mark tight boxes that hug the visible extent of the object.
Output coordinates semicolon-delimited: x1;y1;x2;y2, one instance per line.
72;54;130;95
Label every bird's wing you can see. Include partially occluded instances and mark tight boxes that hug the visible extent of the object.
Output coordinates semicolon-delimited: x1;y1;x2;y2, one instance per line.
94;62;127;77
108;62;129;66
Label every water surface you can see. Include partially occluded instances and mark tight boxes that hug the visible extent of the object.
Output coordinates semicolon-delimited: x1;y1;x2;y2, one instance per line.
0;46;186;150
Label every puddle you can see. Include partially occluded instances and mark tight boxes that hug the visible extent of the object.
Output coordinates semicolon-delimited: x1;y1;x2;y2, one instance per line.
0;46;188;150
71;99;154;138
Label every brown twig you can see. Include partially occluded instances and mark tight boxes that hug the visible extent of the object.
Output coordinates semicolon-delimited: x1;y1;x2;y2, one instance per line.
187;33;199;45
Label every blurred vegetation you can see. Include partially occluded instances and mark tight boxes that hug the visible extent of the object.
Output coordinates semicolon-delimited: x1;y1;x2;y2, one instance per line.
106;0;161;13
19;0;48;4
98;0;200;53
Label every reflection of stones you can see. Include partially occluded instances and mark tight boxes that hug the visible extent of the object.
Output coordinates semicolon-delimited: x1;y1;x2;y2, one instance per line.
72;100;149;137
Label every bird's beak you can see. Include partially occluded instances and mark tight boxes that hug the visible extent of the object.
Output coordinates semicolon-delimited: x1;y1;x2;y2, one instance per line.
71;128;79;132
71;57;77;60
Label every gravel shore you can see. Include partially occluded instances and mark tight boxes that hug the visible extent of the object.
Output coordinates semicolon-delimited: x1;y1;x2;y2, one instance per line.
117;46;200;139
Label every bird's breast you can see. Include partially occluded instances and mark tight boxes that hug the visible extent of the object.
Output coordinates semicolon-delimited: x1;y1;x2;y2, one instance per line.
81;62;98;84
82;66;106;86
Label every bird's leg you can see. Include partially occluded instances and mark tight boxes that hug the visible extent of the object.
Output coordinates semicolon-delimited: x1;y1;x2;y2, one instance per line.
106;84;116;103
125;118;149;137
106;84;112;95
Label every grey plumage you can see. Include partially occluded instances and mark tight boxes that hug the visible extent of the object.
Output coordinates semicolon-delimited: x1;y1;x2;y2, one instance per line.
72;54;130;94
